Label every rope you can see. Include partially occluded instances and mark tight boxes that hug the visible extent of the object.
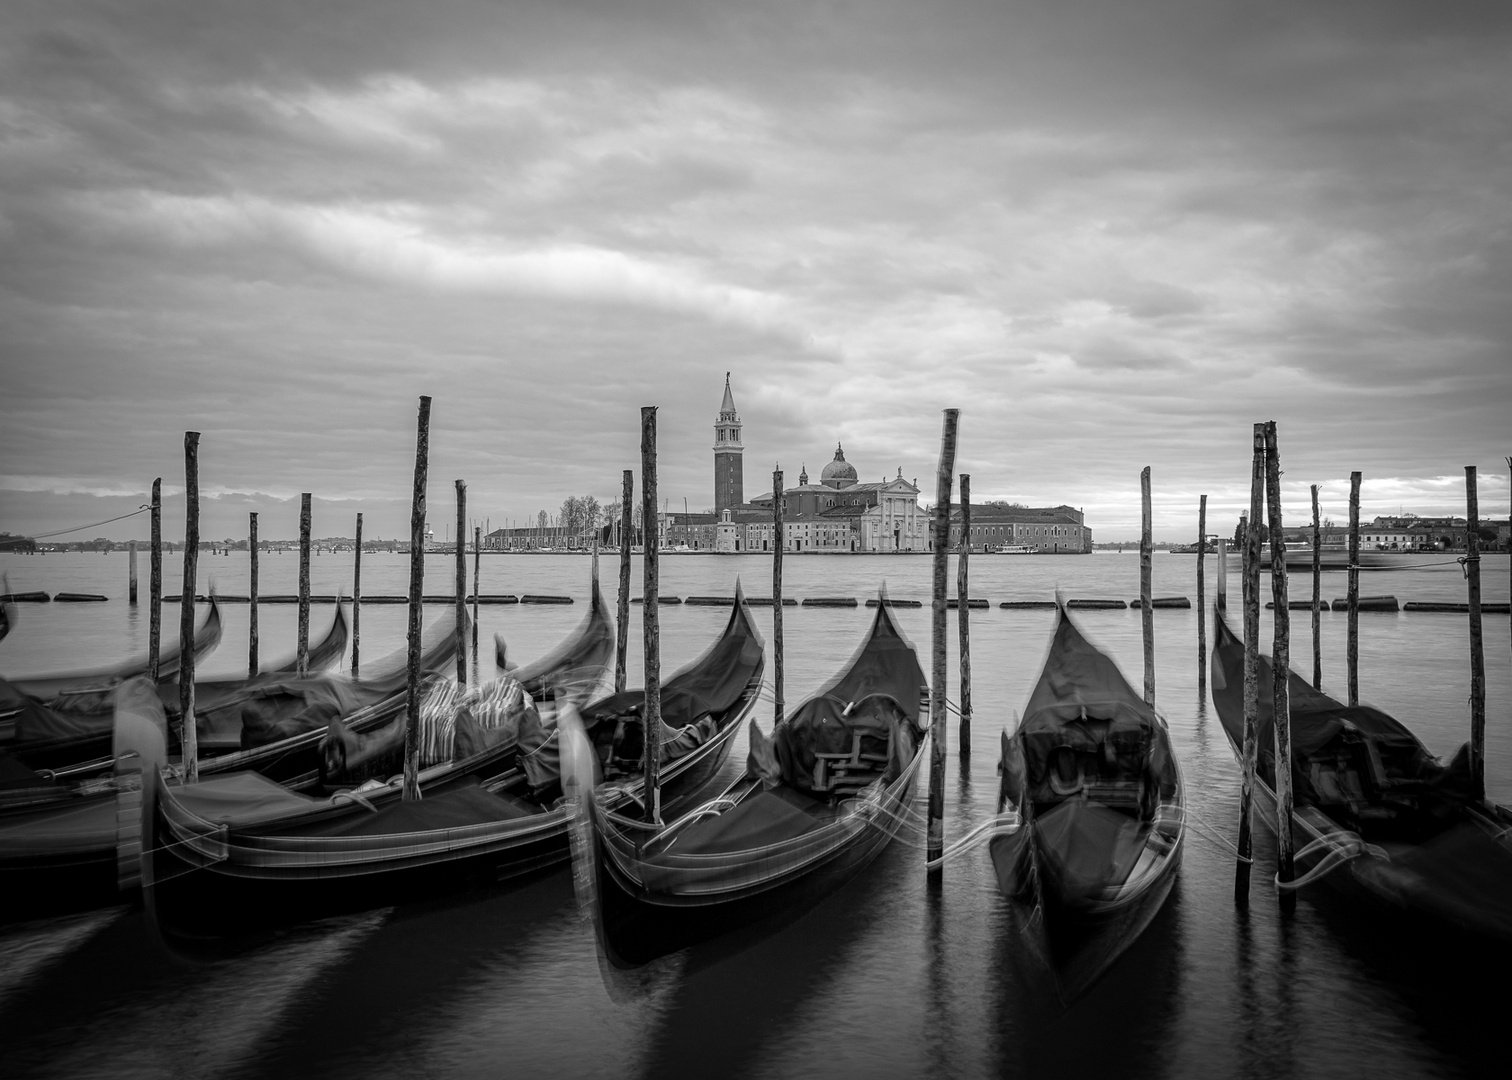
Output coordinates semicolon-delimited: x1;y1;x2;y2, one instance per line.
923;811;1022;868
29;506;151;540
1274;830;1387;893
1344;557;1470;572
1168;805;1251;864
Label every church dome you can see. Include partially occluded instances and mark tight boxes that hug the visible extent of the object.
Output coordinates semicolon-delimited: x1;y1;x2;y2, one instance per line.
821;443;858;488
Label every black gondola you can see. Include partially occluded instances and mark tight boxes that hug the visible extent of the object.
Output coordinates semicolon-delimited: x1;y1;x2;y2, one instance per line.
1211;610;1512;943
137;589;763;938
587;596;928;967
989;605;1184;1000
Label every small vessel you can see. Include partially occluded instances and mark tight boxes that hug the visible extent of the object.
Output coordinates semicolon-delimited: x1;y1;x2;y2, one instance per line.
990;605;1184;999
993;545;1036;555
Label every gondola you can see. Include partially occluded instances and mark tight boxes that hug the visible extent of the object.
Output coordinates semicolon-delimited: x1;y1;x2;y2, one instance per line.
588;596;928;967
7;597;224;704
138;589;763;938
1211;611;1512;943
989;605;1184;1000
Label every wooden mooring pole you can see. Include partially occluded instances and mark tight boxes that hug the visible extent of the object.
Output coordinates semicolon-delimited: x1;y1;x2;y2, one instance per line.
1264;421;1295;909
1466;466;1486;799
351;513;362;676
616;470;632;695
1197;495;1207;696
1310;484;1322;691
248;512;259;677
128;541;138;604
1216;537;1228;612
180;432;201;783
958;474;972;754
472;525;481;672
297;493;311;677
926;408;959;881
1347;471;1361;707
149;478;162;682
455;480;467;686
640;407;662;824
1141;467;1154;706
1235;422;1265;904
402;396;431;803
773;466;784;727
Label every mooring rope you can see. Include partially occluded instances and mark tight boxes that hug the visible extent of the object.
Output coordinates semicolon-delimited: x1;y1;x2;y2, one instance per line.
1167;805;1252;864
29;505;152;540
923;811;1022;869
1274;830;1387;892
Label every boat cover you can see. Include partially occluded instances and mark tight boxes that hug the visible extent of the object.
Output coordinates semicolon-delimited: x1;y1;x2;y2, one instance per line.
1035;799;1148;903
0;796;117;857
646;785;830;859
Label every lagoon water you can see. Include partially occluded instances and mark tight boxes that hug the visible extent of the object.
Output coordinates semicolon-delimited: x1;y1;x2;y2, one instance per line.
2;550;1509;1079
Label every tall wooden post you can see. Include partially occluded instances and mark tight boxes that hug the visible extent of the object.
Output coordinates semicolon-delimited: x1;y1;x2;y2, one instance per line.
1310;484;1322;691
1235;423;1265;903
957;474;972;754
128;542;138;604
149;478;162;682
402;397;431;803
1197;495;1207;696
1216;537;1228;612
248;512;259;677
455;480;467;686
1466;466;1486;799
1347;471;1361;707
351;513;362;676
773;466;785;727
297;493;311;677
180;433;201;782
1264;422;1295;909
473;524;481;676
927;409;959;880
616;470;633;695
1140;467;1155;705
640;408;662;824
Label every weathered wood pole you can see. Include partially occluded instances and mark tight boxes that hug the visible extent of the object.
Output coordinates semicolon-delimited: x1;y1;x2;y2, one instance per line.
1264;421;1296;909
616;470;632;695
957;473;972;754
1197;495;1207;696
1466;466;1486;799
297;493;312;677
1215;537;1228;614
1235;422;1265;904
128;541;138;604
1310;484;1322;691
455;480;467;686
149;478;162;682
927;408;959;880
351;513;362;676
180;432;201;782
248;512;260;677
640;407;662;824
472;525;481;667
773;466;785;727
402;396;431;803
1140;467;1155;705
1347;471;1361;707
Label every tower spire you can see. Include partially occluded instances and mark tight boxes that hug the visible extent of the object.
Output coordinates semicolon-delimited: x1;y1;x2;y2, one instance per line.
713;374;744;513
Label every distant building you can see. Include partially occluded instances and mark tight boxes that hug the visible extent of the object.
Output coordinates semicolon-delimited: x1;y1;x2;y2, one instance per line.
713;373;744;515
947;504;1091;553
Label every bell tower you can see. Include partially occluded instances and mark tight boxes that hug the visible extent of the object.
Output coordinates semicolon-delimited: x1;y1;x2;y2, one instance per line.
713;372;744;514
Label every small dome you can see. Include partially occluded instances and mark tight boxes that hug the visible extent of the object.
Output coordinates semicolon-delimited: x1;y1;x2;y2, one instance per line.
821;443;858;488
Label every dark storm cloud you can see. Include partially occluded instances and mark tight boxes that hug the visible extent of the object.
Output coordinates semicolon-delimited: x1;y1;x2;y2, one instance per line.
1;0;1509;541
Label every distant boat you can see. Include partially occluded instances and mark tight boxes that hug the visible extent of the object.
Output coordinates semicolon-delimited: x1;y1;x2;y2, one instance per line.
992;545;1036;555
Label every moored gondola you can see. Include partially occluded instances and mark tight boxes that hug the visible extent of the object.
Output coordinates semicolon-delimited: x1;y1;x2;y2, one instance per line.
989;605;1184;1000
1210;610;1512;944
138;589;763;939
587;596;928;967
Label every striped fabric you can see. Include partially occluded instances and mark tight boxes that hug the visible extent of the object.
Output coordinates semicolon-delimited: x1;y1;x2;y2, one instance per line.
417;677;534;766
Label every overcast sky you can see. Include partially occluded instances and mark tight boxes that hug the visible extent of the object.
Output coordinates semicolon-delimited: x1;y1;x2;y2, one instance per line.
2;0;1508;543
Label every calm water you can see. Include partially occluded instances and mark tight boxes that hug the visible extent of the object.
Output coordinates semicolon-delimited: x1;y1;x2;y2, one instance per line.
2;550;1509;1080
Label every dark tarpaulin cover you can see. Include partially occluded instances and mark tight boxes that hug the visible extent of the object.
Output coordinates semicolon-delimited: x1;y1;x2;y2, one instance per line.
269;778;538;838
1034;799;1148;903
649;786;830;858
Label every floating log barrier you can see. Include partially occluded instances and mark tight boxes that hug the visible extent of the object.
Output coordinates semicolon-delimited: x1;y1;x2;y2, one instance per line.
1066;598;1126;609
1266;600;1318;610
802;597;858;607
999;600;1055;609
685;595;736;606
631;596;683;604
54;592;108;602
257;594;342;604
927;407;958;881
0;591;50;603
1129;597;1191;609
744;596;798;606
468;594;519;604
521;594;574;604
1331;595;1398;612
867;597;924;608
945;597;988;609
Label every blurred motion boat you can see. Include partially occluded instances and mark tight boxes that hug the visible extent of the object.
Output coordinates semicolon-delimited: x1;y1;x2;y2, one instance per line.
990;605;1184;1000
588;596;928;967
1211;611;1512;944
